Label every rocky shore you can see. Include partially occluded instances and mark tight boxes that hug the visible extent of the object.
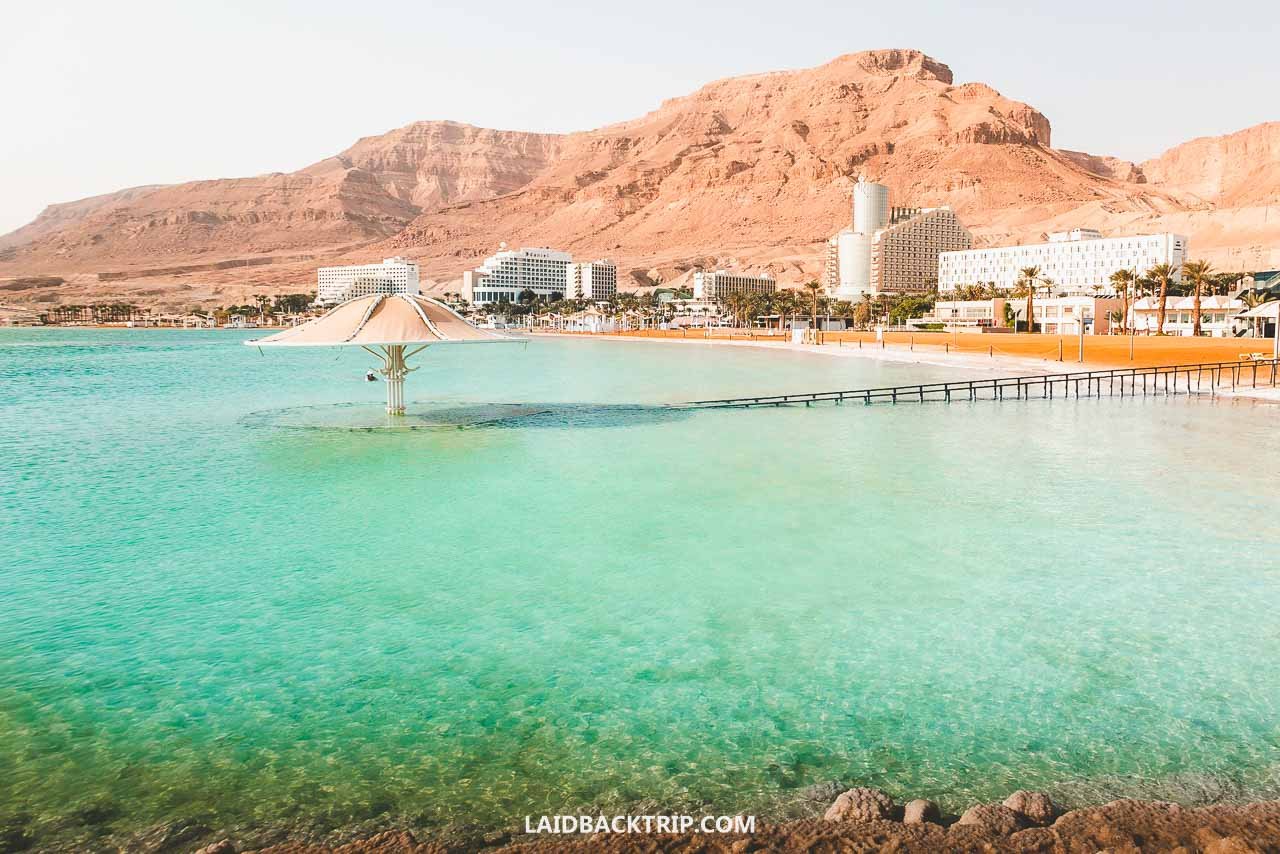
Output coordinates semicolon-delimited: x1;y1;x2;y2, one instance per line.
85;790;1277;854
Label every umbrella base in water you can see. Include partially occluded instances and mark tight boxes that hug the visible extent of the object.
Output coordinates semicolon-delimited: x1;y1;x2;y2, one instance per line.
240;402;692;432
241;402;553;431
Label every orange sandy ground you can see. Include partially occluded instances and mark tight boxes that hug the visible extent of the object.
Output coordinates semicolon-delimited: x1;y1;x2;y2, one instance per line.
557;328;1278;370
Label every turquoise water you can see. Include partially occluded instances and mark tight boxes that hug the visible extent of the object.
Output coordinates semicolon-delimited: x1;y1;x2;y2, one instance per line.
2;329;1280;847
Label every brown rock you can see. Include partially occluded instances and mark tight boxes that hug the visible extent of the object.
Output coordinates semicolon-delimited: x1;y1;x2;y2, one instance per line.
195;841;236;854
198;799;1280;852
955;803;1029;836
799;780;845;803
902;798;941;824
822;787;896;822
1003;789;1058;825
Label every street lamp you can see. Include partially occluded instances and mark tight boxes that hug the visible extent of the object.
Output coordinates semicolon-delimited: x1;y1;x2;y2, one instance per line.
1076;305;1086;363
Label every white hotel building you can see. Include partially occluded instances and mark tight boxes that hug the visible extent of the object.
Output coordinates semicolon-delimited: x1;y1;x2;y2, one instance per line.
462;247;580;305
824;177;972;298
692;269;776;301
938;229;1188;295
316;257;420;305
565;260;619;301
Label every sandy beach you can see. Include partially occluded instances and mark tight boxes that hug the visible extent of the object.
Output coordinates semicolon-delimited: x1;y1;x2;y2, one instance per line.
529;329;1280;402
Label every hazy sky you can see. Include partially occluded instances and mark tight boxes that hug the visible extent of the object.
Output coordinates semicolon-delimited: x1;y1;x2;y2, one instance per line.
3;0;1276;234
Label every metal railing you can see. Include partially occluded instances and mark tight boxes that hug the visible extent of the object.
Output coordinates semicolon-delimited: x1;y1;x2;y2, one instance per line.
675;358;1280;409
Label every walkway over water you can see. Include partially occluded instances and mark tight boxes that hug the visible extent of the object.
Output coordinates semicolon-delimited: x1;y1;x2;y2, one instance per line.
676;358;1280;409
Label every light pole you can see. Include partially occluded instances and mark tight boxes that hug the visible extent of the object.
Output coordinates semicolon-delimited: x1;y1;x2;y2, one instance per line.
1077;305;1086;363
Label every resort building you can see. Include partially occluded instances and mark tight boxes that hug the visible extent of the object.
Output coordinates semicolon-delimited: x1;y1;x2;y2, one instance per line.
918;295;1122;335
824;176;971;299
692;269;776;301
821;236;841;292
825;228;872;297
462;246;572;305
316;257;419;305
565;260;619;301
871;207;972;294
938;230;1188;295
1241;270;1280;295
1128;295;1245;337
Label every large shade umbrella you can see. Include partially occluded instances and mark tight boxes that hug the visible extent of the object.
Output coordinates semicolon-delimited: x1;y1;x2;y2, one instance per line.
247;293;524;414
1237;301;1280;358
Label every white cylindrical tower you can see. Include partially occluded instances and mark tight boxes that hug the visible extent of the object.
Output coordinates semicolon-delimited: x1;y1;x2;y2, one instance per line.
834;230;875;299
853;176;890;235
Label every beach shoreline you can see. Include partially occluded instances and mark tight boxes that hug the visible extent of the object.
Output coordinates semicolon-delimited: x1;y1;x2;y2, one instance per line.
529;330;1056;374
527;330;1280;402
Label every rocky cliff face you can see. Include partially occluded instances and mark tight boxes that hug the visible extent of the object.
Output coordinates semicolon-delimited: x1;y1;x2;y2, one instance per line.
300;121;564;211
1139;121;1280;206
1;50;1277;308
0;121;561;276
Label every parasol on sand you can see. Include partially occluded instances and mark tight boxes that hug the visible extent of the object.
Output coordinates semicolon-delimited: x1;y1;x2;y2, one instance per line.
1237;301;1280;358
247;294;524;414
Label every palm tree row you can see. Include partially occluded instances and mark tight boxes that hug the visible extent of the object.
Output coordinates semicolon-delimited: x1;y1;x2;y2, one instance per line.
467;283;942;331
1017;261;1249;336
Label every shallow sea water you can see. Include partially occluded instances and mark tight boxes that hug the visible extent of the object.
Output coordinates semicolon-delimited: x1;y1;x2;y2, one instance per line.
2;329;1279;845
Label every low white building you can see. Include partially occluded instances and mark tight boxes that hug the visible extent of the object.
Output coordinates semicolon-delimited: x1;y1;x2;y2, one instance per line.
1128;295;1244;337
561;307;617;333
667;298;727;327
920;295;1121;335
565;260;618;301
317;257;419;305
939;230;1188;295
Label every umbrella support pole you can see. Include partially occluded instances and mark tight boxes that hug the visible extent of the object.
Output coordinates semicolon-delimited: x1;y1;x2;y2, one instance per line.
379;344;414;415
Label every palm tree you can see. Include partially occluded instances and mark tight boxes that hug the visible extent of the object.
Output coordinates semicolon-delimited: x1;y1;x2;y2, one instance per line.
723;292;746;327
1181;260;1215;336
803;280;821;329
252;294;271;325
1210;271;1239;298
1003;302;1017;329
1016;266;1041;333
1109;268;1135;334
859;294;873;330
1145;263;1179;335
772;288;799;330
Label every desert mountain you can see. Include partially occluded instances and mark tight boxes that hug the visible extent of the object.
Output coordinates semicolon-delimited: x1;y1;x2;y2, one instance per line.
0;122;560;301
2;49;1277;309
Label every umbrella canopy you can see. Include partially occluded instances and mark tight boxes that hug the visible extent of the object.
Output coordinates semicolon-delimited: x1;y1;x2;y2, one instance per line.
1238;301;1280;319
247;293;524;414
250;293;519;347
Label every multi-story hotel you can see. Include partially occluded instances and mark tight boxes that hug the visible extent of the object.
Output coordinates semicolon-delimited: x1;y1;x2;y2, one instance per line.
871;208;972;294
316;257;419;305
462;246;572;305
692;269;776;301
824;177;971;299
565;260;619;301
938;229;1189;295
